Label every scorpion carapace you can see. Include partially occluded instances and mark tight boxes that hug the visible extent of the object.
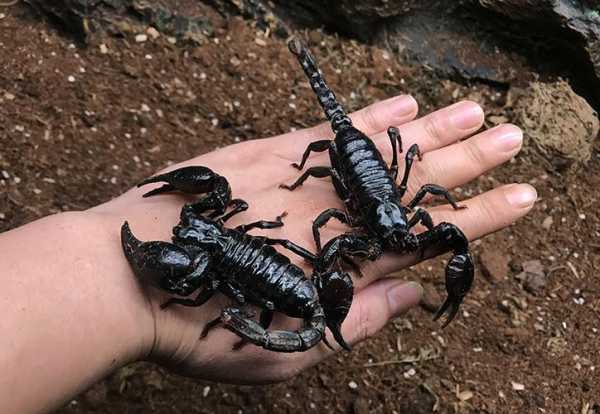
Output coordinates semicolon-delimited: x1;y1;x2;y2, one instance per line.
281;39;475;327
121;165;361;352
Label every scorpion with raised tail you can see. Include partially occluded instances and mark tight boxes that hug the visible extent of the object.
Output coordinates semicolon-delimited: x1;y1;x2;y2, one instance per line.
121;166;372;352
281;39;475;327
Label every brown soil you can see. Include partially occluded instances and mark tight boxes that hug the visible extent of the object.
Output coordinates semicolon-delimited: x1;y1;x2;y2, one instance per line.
1;3;599;413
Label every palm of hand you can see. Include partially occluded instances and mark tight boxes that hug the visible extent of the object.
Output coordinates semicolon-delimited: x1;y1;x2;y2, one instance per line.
97;95;534;384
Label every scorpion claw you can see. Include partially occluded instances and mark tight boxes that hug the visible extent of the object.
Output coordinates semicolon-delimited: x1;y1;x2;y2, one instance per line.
329;323;352;352
291;162;302;170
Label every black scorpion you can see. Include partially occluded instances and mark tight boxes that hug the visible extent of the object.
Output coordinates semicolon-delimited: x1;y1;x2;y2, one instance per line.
281;39;475;326
121;166;369;352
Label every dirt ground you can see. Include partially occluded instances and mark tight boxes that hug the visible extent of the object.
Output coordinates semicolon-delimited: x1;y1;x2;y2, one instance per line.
1;2;599;413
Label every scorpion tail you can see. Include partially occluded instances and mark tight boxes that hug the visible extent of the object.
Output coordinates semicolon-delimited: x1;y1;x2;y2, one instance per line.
221;307;326;353
288;38;352;134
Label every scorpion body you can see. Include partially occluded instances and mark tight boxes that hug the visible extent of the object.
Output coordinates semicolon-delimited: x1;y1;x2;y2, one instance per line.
282;39;475;326
122;166;359;352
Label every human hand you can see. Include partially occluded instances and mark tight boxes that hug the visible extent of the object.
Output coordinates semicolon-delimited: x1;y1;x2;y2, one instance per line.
92;94;535;384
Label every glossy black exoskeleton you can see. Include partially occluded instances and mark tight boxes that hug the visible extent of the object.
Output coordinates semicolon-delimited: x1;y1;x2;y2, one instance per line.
121;166;365;352
281;39;475;327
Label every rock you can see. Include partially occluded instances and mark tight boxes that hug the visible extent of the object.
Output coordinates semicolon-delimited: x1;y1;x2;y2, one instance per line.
542;216;553;230
516;260;547;295
269;0;600;105
511;80;599;169
479;249;510;283
419;282;442;313
25;0;213;43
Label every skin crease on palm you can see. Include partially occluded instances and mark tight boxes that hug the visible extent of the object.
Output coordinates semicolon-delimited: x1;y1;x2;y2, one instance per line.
90;94;537;384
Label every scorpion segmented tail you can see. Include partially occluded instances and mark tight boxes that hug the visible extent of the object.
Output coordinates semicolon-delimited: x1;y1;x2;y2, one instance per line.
288;38;352;134
221;305;326;353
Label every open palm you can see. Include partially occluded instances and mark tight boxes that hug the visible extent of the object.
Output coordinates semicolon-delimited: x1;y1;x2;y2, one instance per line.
94;94;535;384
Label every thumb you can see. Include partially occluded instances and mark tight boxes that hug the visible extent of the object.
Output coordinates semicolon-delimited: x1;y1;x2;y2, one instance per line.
342;279;423;347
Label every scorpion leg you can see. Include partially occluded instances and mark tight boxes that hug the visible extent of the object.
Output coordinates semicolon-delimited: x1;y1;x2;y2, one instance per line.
161;281;218;309
398;144;422;198
235;212;287;233
263;238;317;263
408;207;435;231
200;316;223;338
291;140;331;170
387;127;403;181
221;305;326;352
312;208;350;251
280;166;332;191
407;184;466;210
416;222;474;327
218;199;249;223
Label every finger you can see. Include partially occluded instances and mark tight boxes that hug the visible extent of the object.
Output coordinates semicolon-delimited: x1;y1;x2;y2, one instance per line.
370;100;485;162
299;280;423;363
359;183;537;283
401;124;523;200
279;94;419;156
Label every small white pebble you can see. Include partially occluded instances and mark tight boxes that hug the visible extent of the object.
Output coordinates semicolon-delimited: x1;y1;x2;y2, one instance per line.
15;125;24;132
1;171;9;179
141;103;150;112
67;75;76;83
140;128;147;135
135;34;148;43
574;297;585;305
403;368;416;379
110;177;117;184
133;156;141;163
99;44;108;54
579;213;586;220
68;43;76;49
14;176;21;184
511;382;525;391
156;109;164;118
146;27;160;40
0;13;5;19
202;386;210;397
348;381;358;390
125;133;132;139
167;36;177;44
289;103;297;109
309;402;316;409
79;66;86;73
145;54;153;60
211;118;219;127
4;92;15;100
285;393;291;398
0;212;5;220
33;188;42;195
473;347;483;352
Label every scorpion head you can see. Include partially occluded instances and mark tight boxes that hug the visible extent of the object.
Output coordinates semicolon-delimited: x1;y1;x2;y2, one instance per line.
366;202;416;252
172;205;224;251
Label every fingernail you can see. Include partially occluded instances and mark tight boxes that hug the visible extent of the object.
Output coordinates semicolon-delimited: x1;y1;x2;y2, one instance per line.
393;95;418;117
505;184;537;208
449;101;484;130
494;125;523;152
387;281;423;317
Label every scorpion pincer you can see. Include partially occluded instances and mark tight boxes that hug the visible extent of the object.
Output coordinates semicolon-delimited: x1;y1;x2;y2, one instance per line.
121;165;360;352
281;39;475;327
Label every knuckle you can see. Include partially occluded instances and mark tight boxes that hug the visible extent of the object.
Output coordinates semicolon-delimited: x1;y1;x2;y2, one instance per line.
358;105;381;133
422;114;446;145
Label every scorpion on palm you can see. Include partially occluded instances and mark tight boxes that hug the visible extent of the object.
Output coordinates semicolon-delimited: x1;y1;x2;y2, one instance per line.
281;39;474;327
121;166;372;352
